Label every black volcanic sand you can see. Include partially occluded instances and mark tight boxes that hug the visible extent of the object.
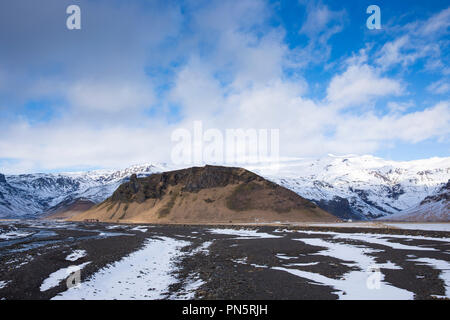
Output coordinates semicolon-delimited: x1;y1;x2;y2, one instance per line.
0;221;449;300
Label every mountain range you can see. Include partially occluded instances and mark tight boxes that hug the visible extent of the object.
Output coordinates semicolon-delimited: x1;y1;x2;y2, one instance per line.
0;155;449;221
0;164;168;219
70;165;335;224
253;154;450;221
380;180;449;222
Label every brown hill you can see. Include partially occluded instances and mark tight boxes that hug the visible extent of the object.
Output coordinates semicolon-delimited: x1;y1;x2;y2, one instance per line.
43;198;96;220
70;165;337;224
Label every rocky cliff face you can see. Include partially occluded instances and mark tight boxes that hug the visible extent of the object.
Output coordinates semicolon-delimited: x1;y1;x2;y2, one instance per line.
111;166;262;202
314;196;357;220
420;180;450;204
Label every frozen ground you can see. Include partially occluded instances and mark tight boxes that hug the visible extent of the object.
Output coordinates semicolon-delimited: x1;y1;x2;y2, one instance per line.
53;237;191;299
41;262;91;292
299;222;450;232
383;223;450;232
65;250;87;262
0;221;449;300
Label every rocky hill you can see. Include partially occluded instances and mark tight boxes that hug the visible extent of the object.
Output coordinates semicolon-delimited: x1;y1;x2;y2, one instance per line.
70;165;336;224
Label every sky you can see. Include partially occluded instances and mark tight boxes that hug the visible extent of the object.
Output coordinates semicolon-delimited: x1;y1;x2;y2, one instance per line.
0;0;449;173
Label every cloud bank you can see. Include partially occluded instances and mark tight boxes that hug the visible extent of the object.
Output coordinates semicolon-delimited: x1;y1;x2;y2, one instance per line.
0;0;449;173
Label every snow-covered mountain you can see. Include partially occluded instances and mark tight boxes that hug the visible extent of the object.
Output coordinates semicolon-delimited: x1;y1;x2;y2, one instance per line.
0;155;449;220
380;180;449;222
0;164;169;218
251;155;450;220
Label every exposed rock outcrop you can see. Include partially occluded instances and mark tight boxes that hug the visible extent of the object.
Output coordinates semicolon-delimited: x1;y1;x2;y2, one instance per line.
71;165;337;224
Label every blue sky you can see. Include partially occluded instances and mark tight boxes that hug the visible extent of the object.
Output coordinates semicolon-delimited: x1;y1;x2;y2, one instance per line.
0;0;449;173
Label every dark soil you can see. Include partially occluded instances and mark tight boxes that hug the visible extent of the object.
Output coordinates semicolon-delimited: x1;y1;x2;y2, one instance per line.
0;221;448;300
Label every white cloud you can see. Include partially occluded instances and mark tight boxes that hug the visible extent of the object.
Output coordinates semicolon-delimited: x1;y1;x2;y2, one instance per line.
169;59;224;117
290;0;346;68
387;101;415;113
420;7;450;36
376;36;419;69
375;7;449;73
334;101;450;144
67;79;155;114
1;82;448;173
427;79;450;94
299;1;345;38
0;1;449;173
326;63;403;108
0;120;174;172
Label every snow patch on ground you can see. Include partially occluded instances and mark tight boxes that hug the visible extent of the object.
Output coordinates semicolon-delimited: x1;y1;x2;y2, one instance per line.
52;237;190;300
97;231;133;238
105;225;122;230
276;254;298;260
191;241;213;255
285;262;320;267
40;262;91;292
0;231;33;240
130;226;149;233
171;277;205;299
0;280;10;289
296;230;449;248
233;257;248;265
284;238;413;300
65;250;87;262
207;228;282;239
233;257;268;269
378;261;402;270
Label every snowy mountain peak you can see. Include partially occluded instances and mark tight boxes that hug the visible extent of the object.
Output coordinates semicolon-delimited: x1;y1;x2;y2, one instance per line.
0;162;171;218
381;179;450;222
251;155;450;220
1;156;449;221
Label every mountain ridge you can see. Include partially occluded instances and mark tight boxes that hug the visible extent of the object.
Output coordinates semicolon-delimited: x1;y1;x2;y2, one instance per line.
380;180;449;222
1;155;449;221
69;165;336;224
253;154;450;220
